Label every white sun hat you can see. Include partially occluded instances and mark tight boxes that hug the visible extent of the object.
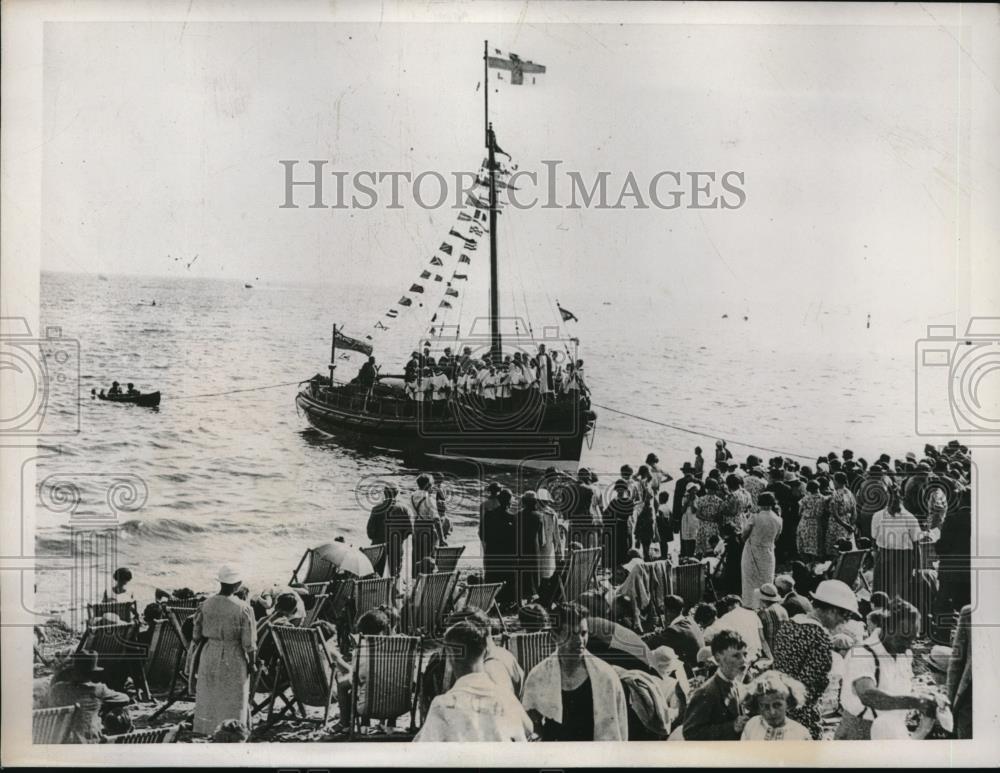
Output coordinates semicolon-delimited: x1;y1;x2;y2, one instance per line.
217;565;241;584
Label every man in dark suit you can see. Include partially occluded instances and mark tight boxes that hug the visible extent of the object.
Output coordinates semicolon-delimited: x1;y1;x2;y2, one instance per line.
682;629;748;740
671;463;697;525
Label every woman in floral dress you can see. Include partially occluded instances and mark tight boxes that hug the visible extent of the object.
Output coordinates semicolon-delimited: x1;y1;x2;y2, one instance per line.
694;478;726;556
795;480;825;561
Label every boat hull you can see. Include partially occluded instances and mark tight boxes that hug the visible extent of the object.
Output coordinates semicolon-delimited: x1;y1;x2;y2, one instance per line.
295;381;593;470
97;391;161;407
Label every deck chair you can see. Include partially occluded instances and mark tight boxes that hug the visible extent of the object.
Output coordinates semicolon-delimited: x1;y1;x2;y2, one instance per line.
670;562;707;608
459;582;506;631
353;577;394;624
432;545;466;574
557;547;602;603
107;725;180;743
87;600;139;624
266;624;340;727
143;618;185;692
166;598;202;609
361;544;387;577
289;547;339;587
504;631;556;677
831;549;869;590
302;594;331;627
148;608;194;721
402;572;458;636
350;634;422;739
79;621;150;701
32;705;76;744
304;582;332;597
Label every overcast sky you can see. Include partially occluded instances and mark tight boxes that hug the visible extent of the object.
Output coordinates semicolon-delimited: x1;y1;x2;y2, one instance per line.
38;12;998;331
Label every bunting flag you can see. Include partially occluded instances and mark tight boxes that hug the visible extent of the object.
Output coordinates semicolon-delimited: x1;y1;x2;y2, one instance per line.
333;328;374;356
433;274;444;282
445;288;459;298
399;297;413;307
375;320;388;330
440;243;453;255
386;309;399;318
448;228;465;241
466;193;488;209
464;240;478;251
473;209;487;223
439;300;453;309
469;224;484;237
430;256;444;266
452;273;468;280
366;334;373;340
459;254;471;264
557;302;579;322
409;283;425;294
458;212;472;222
420;270;431;279
487;50;546;85
431;313;437;323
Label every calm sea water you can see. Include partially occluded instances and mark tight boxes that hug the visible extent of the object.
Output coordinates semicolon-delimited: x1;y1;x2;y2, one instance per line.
36;271;931;617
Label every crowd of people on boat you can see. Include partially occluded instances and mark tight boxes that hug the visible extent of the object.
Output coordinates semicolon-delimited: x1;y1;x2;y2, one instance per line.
37;440;972;744
350;344;590;407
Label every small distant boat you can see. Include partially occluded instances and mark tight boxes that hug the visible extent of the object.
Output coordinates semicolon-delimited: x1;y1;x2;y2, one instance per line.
91;389;161;408
244;283;253;289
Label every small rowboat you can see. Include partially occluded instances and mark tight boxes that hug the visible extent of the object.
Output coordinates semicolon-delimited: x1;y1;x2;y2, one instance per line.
91;389;161;408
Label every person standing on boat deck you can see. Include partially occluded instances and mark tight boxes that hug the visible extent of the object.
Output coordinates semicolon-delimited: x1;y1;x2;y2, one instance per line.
109;380;122;396
191;566;257;736
404;351;420;386
535;344;555;401
484;364;499;409
433;366;451;417
411;474;445;574
498;360;513;408
355;356;377;390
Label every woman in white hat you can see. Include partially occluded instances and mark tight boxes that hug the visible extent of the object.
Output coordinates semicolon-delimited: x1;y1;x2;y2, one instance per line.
771;579;861;739
191;565;257;736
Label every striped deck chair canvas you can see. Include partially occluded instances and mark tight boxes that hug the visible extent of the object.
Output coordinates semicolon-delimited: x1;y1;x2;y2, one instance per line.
268;624;339;726
290;548;338;587
33;705;76;744
148;608;195;720
304;582;331;597
361;544;387;577
166;598;202;609
670;563;706;608
461;582;503;616
831;549;868;589
562;547;602;603
80;621;148;699
350;634;422;739
432;545;465;574
504;631;555;677
108;725;180;743
143;618;185;691
87;600;138;624
404;572;458;636
353;577;394;623
303;594;330;627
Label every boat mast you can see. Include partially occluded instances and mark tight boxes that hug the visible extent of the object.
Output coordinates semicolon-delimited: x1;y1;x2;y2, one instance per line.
484;40;501;364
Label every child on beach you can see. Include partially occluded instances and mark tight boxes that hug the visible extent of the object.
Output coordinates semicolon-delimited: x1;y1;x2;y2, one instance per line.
740;670;812;740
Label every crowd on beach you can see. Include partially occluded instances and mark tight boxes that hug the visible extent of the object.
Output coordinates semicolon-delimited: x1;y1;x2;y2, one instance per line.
36;439;973;744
